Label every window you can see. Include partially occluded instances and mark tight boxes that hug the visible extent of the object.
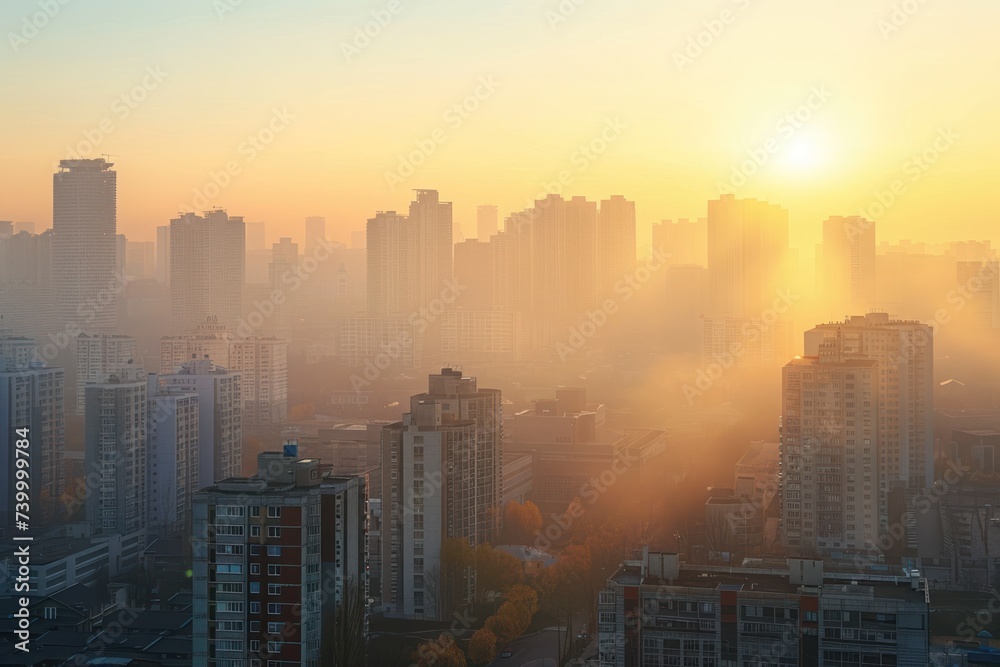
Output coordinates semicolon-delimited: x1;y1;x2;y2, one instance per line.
250;582;260;594
268;526;282;538
250;640;260;652
268;603;281;615
250;602;260;614
267;546;281;557
250;545;260;556
216;505;245;518
250;505;260;517
250;525;261;537
267;506;282;518
268;584;281;595
251;563;260;575
268;622;284;634
44;607;57;620
268;642;282;653
268;565;281;576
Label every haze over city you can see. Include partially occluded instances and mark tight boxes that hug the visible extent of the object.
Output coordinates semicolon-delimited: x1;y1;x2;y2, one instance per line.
1;1;1000;666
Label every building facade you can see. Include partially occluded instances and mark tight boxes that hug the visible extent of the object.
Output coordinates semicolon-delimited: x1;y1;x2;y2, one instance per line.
598;550;930;667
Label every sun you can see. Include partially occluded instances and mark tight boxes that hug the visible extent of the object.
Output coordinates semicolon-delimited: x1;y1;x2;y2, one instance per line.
784;137;825;170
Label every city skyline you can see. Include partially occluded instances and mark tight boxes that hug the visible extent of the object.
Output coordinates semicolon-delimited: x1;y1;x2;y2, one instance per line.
2;3;999;665
2;0;997;250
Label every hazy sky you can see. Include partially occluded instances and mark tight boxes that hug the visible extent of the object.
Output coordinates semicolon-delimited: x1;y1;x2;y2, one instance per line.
2;0;997;252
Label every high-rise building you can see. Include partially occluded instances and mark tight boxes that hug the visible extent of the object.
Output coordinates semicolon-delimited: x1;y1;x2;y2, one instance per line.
803;313;934;497
84;368;147;543
192;451;368;667
956;259;1000;330
304;216;326;255
597;195;637;297
160;320;287;426
74;333;140;414
0;230;56;335
381;369;502;619
52;158;118;332
441;310;523;363
366;211;414;317
819;216;876;317
169;209;245;332
151;358;242;488
1;228;53;285
707;194;790;318
156;225;171;285
477;204;499;241
147;381;200;536
702;195;792;369
781;354;880;553
453;239;495;309
125;240;156;281
115;233;128;284
0;340;65;533
652;218;708;267
410;189;454;309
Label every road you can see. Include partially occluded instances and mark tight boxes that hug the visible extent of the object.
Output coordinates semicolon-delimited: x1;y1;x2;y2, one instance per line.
488;628;560;667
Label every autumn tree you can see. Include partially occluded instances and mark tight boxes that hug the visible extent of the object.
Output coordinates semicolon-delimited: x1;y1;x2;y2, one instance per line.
481;583;539;649
474;544;523;602
535;544;592;663
468;628;498;666
502;500;543;544
505;584;539;618
412;633;466;667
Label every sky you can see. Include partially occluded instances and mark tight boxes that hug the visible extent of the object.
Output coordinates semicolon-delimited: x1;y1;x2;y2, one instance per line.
1;0;997;254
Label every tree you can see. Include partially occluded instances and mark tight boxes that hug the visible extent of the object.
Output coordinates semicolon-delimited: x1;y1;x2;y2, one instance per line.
474;544;523;602
535;545;592;663
468;628;498;665
412;633;466;667
505;584;538;618
503;500;543;544
321;578;366;666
